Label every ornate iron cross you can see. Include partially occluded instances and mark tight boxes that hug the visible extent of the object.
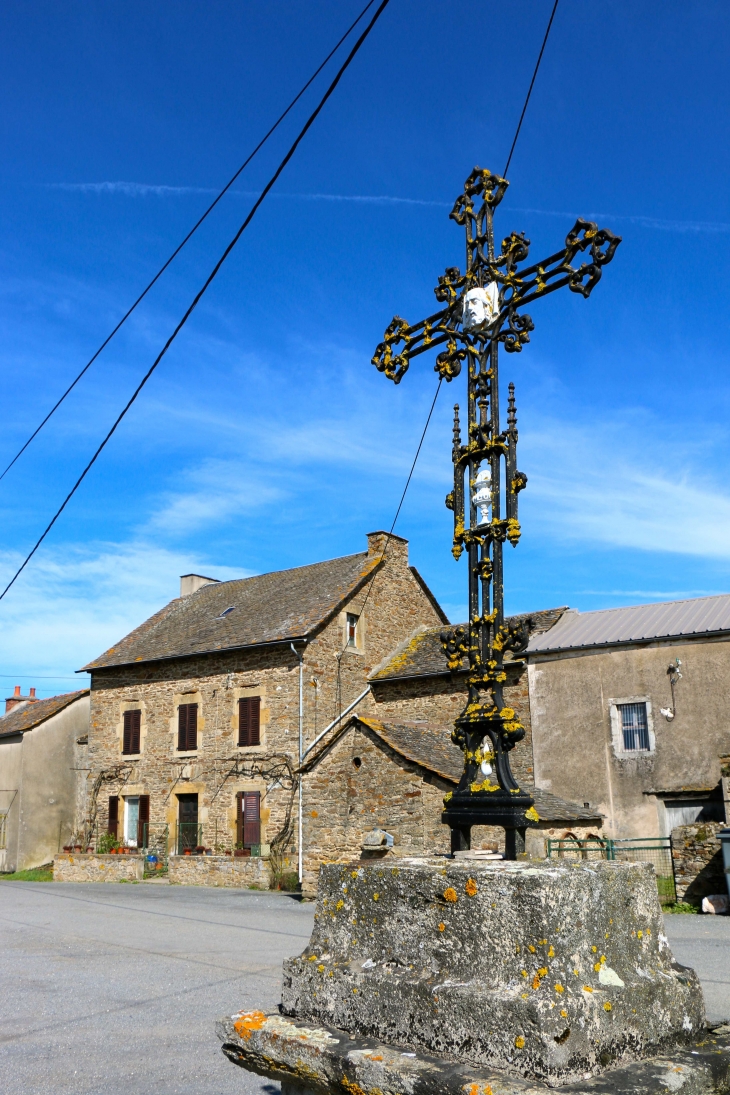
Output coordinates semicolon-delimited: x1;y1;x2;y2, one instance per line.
372;167;620;857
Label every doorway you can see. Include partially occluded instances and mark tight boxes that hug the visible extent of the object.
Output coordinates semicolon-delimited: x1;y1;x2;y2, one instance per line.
177;793;199;854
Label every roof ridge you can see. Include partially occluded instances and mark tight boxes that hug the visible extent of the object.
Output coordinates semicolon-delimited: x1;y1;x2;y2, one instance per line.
560;591;730;619
202;550;368;591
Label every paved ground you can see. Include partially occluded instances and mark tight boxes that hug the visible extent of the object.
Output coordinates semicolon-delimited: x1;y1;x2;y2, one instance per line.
664;911;730;1025
0;881;315;1095
0;884;727;1095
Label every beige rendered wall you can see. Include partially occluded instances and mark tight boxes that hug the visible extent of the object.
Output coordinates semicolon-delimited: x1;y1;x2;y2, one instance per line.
0;737;23;872
529;638;730;839
14;695;90;871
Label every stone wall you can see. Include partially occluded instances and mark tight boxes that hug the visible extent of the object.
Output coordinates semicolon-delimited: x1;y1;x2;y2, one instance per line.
301;721;453;895
671;821;727;904
86;533;444;872
370;661;534;784
168;853;271;888
54;852;144;882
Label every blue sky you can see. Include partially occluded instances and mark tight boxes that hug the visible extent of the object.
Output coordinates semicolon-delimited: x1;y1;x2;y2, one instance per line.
1;0;730;696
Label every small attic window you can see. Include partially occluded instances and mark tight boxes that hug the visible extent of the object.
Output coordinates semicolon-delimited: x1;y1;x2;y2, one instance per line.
216;606;236;619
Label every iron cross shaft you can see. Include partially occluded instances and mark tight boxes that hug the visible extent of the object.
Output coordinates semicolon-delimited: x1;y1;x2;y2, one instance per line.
372;167;621;858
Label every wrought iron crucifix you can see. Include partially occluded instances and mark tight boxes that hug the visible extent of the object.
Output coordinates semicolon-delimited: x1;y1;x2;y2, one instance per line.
372;167;621;858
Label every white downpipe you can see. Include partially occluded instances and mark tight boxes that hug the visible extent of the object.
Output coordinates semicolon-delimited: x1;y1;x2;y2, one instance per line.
301;685;371;761
290;642;305;884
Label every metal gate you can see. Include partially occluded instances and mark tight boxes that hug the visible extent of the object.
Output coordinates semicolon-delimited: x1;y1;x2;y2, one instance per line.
546;836;676;905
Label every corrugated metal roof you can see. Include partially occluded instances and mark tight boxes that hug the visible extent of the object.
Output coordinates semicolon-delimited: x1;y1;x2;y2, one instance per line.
528;593;730;654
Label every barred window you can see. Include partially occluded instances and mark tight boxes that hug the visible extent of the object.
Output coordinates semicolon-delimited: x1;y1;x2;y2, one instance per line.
618;702;650;751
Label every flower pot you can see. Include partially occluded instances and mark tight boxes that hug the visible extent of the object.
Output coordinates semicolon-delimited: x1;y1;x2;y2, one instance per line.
85;847;93;854
74;845;82;852
63;845;72;853
234;850;245;858
224;850;232;856
184;849;192;856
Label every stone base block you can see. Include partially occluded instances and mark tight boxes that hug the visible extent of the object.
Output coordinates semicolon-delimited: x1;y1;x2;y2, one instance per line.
217;1011;730;1094
53;853;144;882
168;854;271;889
281;859;703;1085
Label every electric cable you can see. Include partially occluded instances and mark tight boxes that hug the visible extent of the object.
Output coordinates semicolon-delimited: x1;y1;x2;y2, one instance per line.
0;0;378;483
503;0;559;177
0;0;393;603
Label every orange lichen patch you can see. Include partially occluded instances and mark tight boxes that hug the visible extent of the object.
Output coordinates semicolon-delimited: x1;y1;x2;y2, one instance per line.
310;810;319;818
537;967;548;977
233;1011;267;1039
318;965;325;973
365;1054;384;1062
336;900;344;910
594;963;601;972
521;970;528;978
583;986;593;993
547;946;555;958
351;871;359;879
591;946;597;953
528;945;536;953
554;984;564;993
532;974;541;990
308;955;318;962
444;887;458;903
560;1009;568;1018
637;931;643;939
438;923;446;932
465;878;478;897
373;893;380;901
521;993;528;999
514;1035;525;1049
604;1002;612;1011
538;939;547;946
573;968;580;976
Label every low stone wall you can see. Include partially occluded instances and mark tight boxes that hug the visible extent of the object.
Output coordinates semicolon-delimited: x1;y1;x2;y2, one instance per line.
168;854;271;889
671;822;727;904
53;852;144;882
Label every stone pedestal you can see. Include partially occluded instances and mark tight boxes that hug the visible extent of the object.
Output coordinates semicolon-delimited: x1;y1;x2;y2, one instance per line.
218;858;725;1091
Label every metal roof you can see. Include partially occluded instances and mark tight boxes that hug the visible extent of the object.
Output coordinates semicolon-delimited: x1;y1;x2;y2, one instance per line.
527;593;730;654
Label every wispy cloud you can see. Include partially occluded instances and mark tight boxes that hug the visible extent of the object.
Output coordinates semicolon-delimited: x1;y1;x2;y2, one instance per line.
521;415;730;559
46;182;729;233
0;541;248;678
147;459;281;535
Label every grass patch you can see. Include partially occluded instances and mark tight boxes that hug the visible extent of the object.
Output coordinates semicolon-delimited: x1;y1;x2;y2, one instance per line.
0;866;53;882
664;901;699;914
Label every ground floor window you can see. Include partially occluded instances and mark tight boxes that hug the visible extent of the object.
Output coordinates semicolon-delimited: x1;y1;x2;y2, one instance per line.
236;791;261;850
177;793;199;853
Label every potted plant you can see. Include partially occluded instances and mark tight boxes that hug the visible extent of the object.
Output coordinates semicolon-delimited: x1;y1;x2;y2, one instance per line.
183;848;192;855
62;844;72;853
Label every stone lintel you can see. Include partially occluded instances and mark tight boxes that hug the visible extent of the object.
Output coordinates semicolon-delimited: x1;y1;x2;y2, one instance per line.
217;1012;730;1094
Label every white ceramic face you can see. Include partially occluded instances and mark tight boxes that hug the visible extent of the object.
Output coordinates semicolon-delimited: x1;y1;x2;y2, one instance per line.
461;283;499;331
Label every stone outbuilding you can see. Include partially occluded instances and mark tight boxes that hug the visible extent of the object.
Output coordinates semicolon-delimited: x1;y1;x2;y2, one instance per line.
526;594;730;838
79;532;447;875
299;714;602;894
0;690;90;872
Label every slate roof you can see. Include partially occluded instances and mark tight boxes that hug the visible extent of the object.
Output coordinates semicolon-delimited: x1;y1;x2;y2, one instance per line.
0;691;89;740
82;551;384;671
304;715;602;824
527;592;730;654
370;608;566;681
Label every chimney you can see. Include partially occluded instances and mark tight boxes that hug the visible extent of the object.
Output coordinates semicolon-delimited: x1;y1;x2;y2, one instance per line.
180;573;220;597
366;530;409;563
5;685;40;715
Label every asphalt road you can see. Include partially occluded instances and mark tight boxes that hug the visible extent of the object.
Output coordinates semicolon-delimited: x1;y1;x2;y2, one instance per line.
0;883;727;1095
0;881;315;1095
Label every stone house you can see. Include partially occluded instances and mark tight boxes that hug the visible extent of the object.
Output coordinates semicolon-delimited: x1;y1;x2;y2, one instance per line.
526;594;730;839
0;690;90;872
299;714;602;894
80;532;447;869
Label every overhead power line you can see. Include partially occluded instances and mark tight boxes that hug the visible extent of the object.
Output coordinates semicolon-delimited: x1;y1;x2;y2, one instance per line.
0;0;379;483
0;0;393;604
503;0;559;177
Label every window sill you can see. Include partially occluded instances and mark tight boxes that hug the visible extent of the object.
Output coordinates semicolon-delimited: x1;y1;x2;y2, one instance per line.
175;750;199;757
121;753;141;759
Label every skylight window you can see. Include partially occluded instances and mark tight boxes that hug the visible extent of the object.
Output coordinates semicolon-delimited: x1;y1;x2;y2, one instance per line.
215;606;236;619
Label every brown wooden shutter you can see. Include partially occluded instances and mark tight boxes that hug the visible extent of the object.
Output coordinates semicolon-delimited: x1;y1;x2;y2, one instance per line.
108;796;119;838
243;791;261;847
236;791;244;847
137;794;150;847
178;703;198;751
238;697;261;747
123;709;141;754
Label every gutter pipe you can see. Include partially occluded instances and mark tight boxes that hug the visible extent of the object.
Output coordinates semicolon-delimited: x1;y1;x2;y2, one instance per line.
301;685;371;761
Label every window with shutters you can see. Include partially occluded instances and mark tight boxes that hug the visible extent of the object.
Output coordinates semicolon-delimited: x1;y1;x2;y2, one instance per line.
122;709;141;755
238;697;261;747
177;703;198;751
137;794;150;848
108;796;119;838
236;791;261;849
